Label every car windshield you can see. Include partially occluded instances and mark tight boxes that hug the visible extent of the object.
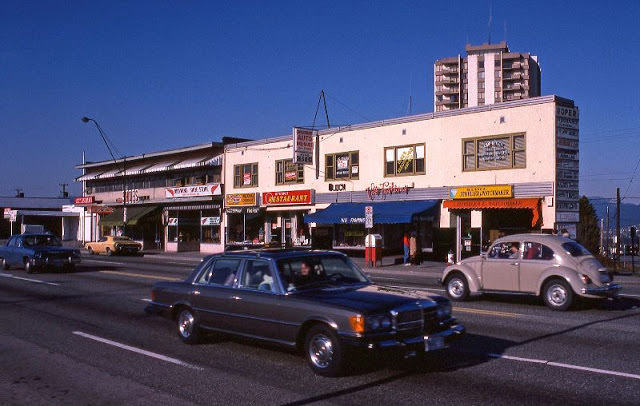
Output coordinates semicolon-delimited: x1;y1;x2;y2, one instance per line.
113;237;131;241
562;241;591;257
276;255;370;292
23;235;62;247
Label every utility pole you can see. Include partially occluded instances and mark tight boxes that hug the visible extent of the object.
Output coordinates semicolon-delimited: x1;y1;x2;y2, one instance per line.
616;187;621;272
59;183;69;198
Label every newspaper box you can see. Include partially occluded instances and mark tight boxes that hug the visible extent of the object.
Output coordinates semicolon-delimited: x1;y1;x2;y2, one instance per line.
364;234;383;267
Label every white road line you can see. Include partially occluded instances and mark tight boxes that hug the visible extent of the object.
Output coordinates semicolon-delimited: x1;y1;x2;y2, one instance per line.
140;298;151;302
0;272;60;286
488;353;640;381
372;276;402;281
73;331;203;370
620;293;640;298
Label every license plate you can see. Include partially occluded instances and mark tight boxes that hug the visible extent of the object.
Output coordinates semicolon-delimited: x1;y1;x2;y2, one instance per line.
424;336;446;351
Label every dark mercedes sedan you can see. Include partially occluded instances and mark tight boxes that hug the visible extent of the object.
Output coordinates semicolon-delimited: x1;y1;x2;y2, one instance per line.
145;249;465;376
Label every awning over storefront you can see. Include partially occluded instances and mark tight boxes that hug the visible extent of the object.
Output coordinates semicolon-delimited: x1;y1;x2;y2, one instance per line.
76;171;104;182
304;200;439;225
99;206;159;227
443;198;541;227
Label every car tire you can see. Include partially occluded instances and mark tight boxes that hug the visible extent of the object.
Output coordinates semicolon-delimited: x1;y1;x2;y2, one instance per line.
177;308;201;345
445;273;469;301
304;324;346;377
1;258;9;270
105;247;113;256
542;278;573;311
24;259;34;274
87;247;94;255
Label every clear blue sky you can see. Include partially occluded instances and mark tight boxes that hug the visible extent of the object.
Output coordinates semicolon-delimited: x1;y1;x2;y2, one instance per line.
2;0;639;203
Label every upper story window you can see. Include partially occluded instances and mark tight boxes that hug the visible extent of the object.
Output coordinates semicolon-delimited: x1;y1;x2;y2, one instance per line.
463;133;526;171
325;151;359;180
234;163;258;188
276;159;304;185
384;144;425;177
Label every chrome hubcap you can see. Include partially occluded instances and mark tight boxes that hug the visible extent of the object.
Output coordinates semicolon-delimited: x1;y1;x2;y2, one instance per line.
178;311;194;338
449;279;464;297
547;284;567;306
309;334;334;369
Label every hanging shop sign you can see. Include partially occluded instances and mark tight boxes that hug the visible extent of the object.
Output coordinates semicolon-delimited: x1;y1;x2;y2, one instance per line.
225;193;258;207
201;216;221;226
165;183;221;198
449;185;512;200
365;182;413;200
262;189;314;206
88;205;114;215
167;217;179;226
73;196;95;205
293;127;315;164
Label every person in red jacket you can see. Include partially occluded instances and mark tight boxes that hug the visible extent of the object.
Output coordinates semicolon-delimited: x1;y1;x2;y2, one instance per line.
403;232;410;265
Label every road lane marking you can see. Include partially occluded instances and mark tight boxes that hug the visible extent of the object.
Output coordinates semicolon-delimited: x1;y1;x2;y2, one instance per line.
99;270;181;281
620;293;640;298
453;307;521;318
82;259;127;266
488;353;640;381
0;272;60;286
73;331;203;370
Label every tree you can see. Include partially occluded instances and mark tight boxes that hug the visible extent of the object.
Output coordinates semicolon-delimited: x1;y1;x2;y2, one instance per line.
577;196;600;254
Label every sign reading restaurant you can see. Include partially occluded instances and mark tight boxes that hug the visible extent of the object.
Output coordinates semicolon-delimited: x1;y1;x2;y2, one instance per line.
74;196;95;205
262;190;314;206
165;183;221;198
449;185;513;199
225;193;258;207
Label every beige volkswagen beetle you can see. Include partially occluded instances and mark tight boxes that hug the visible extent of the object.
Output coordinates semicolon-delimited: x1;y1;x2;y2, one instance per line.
441;234;621;310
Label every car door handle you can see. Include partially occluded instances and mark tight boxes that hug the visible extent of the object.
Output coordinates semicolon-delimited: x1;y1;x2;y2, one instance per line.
510;262;519;266
230;295;242;300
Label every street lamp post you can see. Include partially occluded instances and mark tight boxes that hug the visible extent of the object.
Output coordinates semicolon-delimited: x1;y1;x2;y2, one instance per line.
82;116;127;234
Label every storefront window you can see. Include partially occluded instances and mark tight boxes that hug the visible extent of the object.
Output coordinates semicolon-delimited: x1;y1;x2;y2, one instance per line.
275;159;304;185
463;133;526;171
234;163;258;187
384;144;425;176
201;209;221;243
325;151;359;180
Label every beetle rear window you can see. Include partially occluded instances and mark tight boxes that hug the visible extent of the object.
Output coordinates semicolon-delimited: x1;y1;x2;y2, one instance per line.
562;242;591;257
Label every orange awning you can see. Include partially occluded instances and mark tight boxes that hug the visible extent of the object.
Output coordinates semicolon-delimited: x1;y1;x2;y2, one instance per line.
443;198;541;227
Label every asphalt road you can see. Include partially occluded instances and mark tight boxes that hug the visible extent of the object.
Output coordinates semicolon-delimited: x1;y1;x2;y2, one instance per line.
1;254;639;405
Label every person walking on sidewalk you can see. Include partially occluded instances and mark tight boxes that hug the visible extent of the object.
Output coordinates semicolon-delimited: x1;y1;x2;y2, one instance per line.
409;231;420;265
403;232;410;265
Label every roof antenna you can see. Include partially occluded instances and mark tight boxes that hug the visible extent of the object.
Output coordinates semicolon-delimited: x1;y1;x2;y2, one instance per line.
503;20;507;43
408;73;413;116
488;0;493;44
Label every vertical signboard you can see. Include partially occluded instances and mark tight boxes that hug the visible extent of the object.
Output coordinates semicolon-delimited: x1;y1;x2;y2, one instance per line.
555;105;580;231
293;127;315;164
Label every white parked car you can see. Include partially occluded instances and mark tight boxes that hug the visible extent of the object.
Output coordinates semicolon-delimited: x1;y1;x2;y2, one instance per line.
441;234;621;310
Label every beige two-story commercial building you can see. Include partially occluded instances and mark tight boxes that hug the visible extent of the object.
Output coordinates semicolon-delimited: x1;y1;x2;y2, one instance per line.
224;95;579;260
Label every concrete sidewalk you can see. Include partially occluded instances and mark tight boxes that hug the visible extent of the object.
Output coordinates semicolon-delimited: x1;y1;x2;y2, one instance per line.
137;249;448;277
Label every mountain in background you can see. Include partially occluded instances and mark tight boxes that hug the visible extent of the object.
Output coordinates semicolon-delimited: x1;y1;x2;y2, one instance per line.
588;197;640;228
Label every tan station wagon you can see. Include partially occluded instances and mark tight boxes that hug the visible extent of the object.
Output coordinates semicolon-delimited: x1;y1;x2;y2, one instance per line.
441;234;621;310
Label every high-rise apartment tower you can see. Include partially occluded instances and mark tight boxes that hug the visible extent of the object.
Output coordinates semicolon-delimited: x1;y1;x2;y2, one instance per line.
434;42;541;112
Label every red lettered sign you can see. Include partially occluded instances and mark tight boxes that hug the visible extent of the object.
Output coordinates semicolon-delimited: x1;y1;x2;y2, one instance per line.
74;196;95;205
261;190;314;206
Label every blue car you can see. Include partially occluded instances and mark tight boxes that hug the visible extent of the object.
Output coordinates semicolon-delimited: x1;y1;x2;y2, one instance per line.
0;233;81;273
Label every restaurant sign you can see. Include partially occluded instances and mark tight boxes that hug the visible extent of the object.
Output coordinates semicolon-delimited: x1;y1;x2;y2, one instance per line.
449;185;513;199
225;193;258;207
74;196;95;205
366;182;413;200
165;183;221;198
262;190;314;206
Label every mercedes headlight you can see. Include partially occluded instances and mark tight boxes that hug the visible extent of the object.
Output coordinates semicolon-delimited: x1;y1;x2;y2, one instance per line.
365;314;392;332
